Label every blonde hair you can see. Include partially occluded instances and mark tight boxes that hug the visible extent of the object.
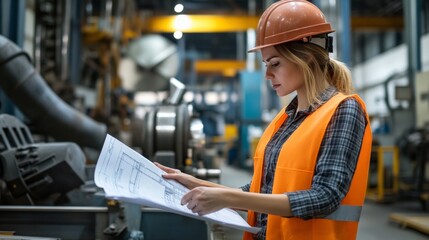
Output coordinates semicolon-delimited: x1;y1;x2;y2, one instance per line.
274;41;353;107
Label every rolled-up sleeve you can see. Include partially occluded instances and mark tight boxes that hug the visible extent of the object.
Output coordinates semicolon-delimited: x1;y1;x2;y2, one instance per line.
241;182;251;192
287;98;366;219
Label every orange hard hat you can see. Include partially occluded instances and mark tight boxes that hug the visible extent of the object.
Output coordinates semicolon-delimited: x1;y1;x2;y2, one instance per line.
248;0;334;52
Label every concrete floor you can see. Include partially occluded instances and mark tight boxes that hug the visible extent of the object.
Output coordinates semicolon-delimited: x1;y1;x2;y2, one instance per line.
217;161;429;240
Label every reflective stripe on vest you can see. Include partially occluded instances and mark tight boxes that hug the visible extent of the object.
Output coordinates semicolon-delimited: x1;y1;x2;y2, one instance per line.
323;205;362;222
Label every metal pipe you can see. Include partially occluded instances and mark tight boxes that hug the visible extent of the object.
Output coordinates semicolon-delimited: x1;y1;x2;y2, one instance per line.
0;35;107;150
0;205;108;212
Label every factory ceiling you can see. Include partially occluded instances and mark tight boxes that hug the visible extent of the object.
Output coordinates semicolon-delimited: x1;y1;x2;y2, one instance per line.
136;0;403;17
121;0;406;75
136;0;264;15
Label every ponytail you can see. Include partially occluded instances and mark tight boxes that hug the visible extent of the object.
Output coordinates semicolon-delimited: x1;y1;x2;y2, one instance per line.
328;58;354;94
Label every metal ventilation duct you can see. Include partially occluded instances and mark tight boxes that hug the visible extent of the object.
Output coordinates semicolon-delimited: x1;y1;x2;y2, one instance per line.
0;35;107;150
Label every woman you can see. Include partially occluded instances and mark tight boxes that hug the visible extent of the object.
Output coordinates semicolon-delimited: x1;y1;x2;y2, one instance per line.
156;0;372;239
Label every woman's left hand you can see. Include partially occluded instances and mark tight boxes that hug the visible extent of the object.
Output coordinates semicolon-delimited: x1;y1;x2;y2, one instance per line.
154;162;201;189
181;187;228;216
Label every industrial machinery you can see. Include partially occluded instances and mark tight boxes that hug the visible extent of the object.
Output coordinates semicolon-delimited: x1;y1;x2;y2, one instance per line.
131;77;217;179
396;127;429;209
0;32;220;239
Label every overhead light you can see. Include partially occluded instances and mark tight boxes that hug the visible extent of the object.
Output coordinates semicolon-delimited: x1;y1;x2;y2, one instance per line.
173;31;183;39
174;14;191;31
174;4;184;13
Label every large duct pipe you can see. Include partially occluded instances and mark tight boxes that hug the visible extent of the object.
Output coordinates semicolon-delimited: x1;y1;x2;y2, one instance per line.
0;35;106;150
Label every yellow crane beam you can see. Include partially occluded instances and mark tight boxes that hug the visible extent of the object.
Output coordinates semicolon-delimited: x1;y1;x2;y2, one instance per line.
142;14;259;33
194;59;246;77
139;14;404;33
351;16;403;31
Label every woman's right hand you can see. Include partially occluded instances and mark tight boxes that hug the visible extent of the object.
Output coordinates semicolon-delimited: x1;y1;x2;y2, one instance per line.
154;162;201;189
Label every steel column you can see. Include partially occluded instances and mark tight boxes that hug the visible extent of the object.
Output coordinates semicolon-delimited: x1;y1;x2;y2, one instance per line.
403;0;422;126
0;0;25;116
340;0;351;66
69;0;83;84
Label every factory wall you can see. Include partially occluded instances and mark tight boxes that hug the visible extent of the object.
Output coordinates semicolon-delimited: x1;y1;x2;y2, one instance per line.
351;32;429;145
353;32;429;116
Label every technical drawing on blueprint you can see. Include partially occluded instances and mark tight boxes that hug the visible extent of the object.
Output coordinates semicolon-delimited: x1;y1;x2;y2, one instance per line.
94;134;260;234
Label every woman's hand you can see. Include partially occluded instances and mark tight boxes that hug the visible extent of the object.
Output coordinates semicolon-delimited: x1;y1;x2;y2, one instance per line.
181;188;293;217
154;162;244;216
181;187;229;216
154;162;201;189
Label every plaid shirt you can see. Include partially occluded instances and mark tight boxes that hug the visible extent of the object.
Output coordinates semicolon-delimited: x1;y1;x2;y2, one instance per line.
241;87;366;240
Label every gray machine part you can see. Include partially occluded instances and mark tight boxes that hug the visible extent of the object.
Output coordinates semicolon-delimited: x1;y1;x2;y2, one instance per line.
0;206;109;239
133;104;192;169
132;104;220;180
0;114;86;204
0;35;107;150
123;35;180;92
1;142;86;202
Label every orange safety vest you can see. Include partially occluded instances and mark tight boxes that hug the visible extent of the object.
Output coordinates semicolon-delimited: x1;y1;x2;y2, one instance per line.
243;93;372;240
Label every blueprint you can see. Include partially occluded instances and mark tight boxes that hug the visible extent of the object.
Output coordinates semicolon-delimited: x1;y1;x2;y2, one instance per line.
94;134;260;234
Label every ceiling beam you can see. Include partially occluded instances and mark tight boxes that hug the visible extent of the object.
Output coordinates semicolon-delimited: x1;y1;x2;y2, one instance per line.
141;14;259;33
131;14;403;36
351;16;403;31
195;59;246;76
